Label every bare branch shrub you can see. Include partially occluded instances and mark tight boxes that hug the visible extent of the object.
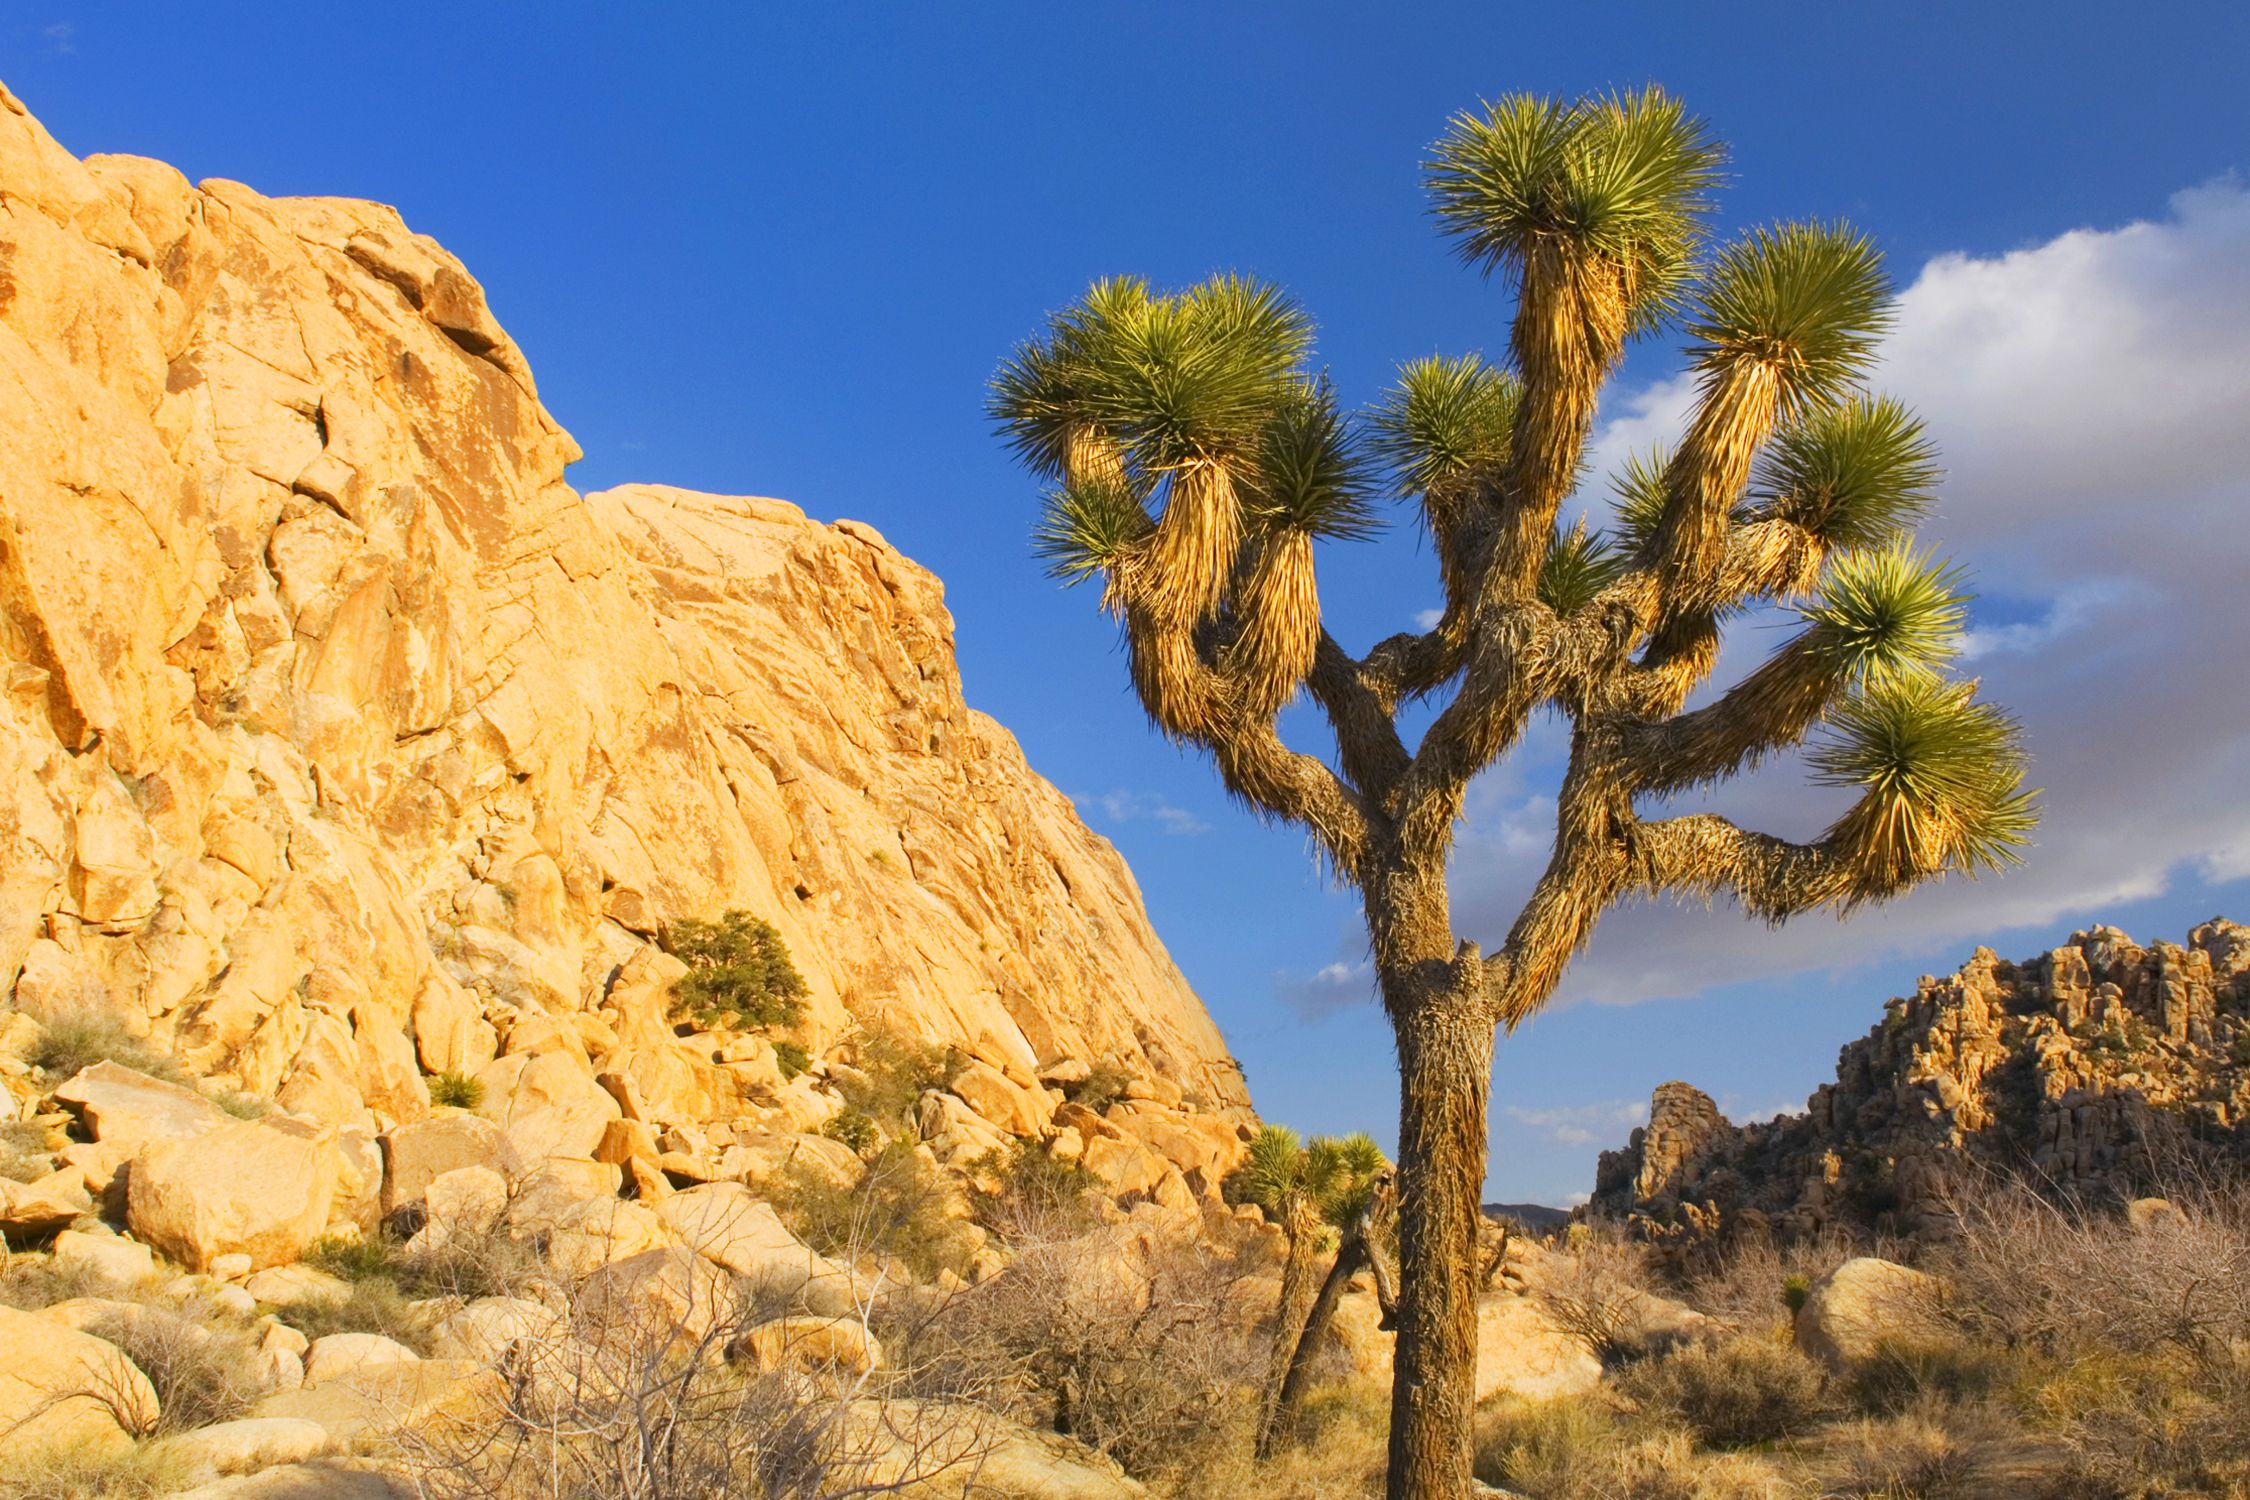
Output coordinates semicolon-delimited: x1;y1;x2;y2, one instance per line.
395;1256;998;1500
87;1304;259;1434
1534;1229;1662;1366
1936;1177;2250;1373
887;1222;1264;1486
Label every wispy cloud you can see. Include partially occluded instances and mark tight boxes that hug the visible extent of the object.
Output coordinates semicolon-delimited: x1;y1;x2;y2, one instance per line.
1500;1098;1650;1148
1274;957;1373;1019
1079;788;1209;836
42;22;75;53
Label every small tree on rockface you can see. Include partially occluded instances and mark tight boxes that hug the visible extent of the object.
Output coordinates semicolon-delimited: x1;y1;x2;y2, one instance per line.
664;910;808;1032
992;88;2036;1500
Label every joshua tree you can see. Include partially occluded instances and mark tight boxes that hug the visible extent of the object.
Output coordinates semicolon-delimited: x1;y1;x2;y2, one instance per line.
1226;1126;1388;1454
991;88;2034;1499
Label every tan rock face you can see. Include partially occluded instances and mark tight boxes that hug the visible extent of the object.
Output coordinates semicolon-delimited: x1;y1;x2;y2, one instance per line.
0;83;1245;1158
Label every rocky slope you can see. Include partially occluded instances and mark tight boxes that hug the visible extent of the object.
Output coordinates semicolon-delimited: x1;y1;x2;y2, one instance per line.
0;80;1247;1191
1592;921;2250;1238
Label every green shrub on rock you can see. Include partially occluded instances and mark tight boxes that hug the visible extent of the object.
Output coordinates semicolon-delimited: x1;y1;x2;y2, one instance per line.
665;910;808;1031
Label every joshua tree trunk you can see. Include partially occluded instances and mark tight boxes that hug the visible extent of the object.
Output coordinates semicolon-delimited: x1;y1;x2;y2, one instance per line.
1260;1197;1326;1444
1265;1166;1394;1454
1385;993;1496;1500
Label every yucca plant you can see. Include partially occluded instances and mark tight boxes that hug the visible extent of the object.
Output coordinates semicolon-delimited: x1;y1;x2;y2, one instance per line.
991;86;2034;1500
1227;1126;1392;1456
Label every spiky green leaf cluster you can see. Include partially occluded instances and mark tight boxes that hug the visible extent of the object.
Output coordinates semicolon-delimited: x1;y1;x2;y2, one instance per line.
1800;542;1969;685
1367;354;1520;497
1686;222;1892;408
1228;1124;1389;1228
1750;396;1940;550
1031;475;1152;586
1538;520;1627;613
1811;673;2038;877
1608;447;1673;555
1426;88;1725;332
990;277;1153;480
1244;377;1382;540
990;274;1311;476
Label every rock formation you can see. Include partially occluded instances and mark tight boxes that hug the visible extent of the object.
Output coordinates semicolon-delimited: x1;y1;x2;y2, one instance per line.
1592;922;2250;1238
0;79;1249;1174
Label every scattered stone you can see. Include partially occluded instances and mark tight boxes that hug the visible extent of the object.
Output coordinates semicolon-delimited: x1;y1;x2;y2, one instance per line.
0;1168;92;1242
52;1227;155;1286
1794;1257;1946;1373
51;1061;228;1154
244;1265;352;1309
727;1314;881;1377
302;1333;421;1384
128;1118;339;1270
157;1416;333;1478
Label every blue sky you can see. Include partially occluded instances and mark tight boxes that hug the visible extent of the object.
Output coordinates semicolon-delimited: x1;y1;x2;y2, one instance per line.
13;4;2248;1203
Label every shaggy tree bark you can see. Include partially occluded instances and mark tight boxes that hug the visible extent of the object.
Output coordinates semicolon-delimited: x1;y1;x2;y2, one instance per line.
994;87;2033;1500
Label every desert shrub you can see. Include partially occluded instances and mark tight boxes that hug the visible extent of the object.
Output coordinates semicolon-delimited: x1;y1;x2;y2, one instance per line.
832;1026;963;1127
1937;1177;2250;1372
664;910;807;1031
89;1306;259;1434
396;1224;551;1303
1477;1396;1792;1500
25;1006;185;1083
893;1226;1263;1484
969;1137;1101;1240
1619;1334;1826;1447
428;1069;486;1108
0;1441;191;1500
1172;1379;1389;1500
394;1276;984;1500
1064;1058;1131;1114
283;1275;429;1350
303;1230;400;1282
769;1141;976;1284
1807;1403;2048;1500
820;1109;880;1157
0;1254;103;1310
1475;1396;1626;1495
1535;1228;1661;1365
0;1119;53;1184
2027;1348;2250;1499
772;1040;810;1080
1841;1332;2013;1416
211;1090;267;1119
1676;1229;1863;1335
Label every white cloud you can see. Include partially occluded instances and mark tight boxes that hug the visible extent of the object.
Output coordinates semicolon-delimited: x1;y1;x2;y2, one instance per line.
1453;179;2250;1008
1501;1098;1650;1148
1079;788;1209;836
1414;606;1446;630
1275;956;1373;1019
42;22;74;53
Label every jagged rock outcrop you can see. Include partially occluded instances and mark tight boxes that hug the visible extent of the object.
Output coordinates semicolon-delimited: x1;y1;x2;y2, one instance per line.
1592;922;2250;1238
0;82;1247;1168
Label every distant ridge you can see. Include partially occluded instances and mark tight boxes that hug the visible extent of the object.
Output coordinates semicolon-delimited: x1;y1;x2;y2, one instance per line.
1591;921;2250;1239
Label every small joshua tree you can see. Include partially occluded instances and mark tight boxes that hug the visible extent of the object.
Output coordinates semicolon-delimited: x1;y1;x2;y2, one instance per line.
1227;1126;1388;1453
992;88;2035;1498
